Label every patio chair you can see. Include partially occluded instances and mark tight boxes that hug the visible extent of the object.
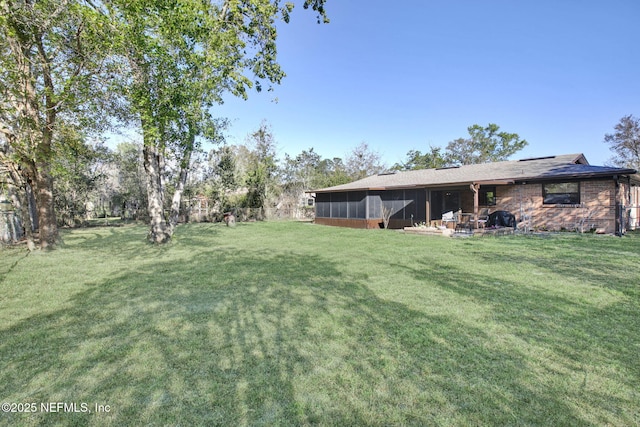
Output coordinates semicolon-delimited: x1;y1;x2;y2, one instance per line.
442;211;455;228
477;208;490;228
455;211;473;234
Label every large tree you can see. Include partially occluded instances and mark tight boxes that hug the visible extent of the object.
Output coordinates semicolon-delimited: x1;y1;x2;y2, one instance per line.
0;0;110;248
604;114;640;171
446;123;528;165
99;0;327;243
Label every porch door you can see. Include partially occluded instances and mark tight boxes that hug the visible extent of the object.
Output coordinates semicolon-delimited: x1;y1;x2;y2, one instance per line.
430;190;461;219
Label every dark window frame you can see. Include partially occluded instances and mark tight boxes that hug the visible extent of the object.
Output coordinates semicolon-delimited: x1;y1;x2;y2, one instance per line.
542;182;580;205
479;186;496;206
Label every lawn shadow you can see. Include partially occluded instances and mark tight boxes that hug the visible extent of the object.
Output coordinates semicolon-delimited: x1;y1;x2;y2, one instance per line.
397;256;639;426
1;240;634;425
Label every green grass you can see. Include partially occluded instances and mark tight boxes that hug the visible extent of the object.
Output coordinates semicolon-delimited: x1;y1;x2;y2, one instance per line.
1;222;639;426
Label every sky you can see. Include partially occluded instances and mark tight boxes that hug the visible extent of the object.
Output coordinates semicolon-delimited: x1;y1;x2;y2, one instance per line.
106;1;640;168
209;0;640;168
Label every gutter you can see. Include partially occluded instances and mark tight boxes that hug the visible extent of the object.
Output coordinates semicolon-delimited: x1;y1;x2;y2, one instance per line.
313;169;638;193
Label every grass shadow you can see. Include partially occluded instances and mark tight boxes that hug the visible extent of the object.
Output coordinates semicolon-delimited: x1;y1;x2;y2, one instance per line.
2;249;612;426
397;253;639;426
1;225;638;425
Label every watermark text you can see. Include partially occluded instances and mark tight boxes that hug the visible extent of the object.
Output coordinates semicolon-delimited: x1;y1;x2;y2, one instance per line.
2;402;111;414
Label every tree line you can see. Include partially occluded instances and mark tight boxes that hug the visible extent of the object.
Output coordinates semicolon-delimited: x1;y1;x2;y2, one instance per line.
19;122;391;228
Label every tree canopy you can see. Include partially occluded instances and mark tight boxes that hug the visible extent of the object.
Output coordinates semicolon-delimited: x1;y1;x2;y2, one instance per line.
392;146;448;171
604;114;640;171
446;123;528;165
344;142;387;180
396;123;528;170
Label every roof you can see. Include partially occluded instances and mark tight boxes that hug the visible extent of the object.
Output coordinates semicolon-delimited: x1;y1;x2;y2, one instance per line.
315;154;639;193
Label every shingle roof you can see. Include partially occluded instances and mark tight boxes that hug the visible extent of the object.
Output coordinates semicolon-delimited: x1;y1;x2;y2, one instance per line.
315;154;638;192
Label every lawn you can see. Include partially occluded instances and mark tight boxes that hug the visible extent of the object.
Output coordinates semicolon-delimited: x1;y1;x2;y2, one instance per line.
1;222;639;426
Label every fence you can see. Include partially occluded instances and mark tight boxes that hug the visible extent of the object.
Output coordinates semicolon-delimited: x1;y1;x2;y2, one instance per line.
180;198;315;224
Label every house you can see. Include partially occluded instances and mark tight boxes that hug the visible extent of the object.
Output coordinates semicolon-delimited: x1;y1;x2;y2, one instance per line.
313;154;639;235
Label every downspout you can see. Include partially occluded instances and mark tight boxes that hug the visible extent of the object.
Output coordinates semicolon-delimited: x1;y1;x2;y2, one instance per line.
632;177;639;230
614;175;622;237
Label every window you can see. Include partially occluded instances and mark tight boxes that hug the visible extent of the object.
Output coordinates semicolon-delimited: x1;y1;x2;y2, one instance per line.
479;186;496;206
543;182;580;204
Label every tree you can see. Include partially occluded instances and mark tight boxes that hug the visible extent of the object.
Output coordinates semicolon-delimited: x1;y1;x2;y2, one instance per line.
99;0;328;243
393;146;449;170
95;0;220;242
315;157;350;188
212;146;240;191
604;114;640;170
282;148;323;191
280;147;327;215
197;145;242;213
0;0;111;248
446;123;528;165
345;142;387;180
281;150;350;190
244;122;279;213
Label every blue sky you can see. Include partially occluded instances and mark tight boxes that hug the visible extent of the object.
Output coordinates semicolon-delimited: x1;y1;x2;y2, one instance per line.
213;0;639;167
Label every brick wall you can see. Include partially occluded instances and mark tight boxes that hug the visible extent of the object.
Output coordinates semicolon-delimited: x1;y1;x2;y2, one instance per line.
493;180;617;233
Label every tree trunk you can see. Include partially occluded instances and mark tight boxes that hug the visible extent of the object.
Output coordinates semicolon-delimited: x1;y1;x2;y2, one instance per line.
36;32;60;249
168;164;188;230
169;146;192;230
4;23;60;249
21;185;37;251
33;162;58;248
143;144;172;244
2;157;55;250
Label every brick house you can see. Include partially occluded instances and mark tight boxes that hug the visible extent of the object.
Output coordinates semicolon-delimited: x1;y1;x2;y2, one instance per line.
313;154;639;235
